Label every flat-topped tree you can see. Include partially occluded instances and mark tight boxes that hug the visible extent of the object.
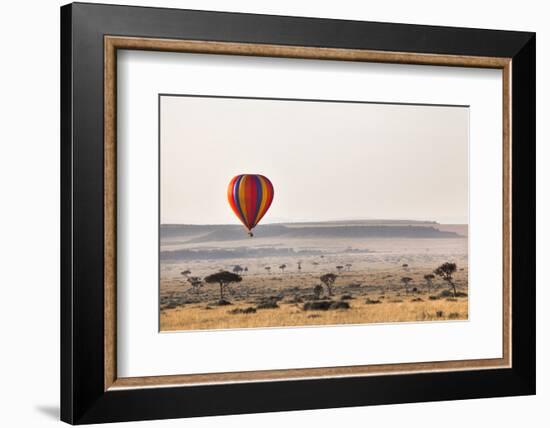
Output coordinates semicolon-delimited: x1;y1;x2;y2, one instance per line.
320;273;337;296
336;265;344;274
204;271;242;301
434;262;458;297
232;265;244;274
423;274;435;291
401;277;413;293
279;264;287;273
187;276;203;294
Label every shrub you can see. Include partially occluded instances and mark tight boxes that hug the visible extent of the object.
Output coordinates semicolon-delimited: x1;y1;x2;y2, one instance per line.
303;301;332;311
287;295;304;304
340;294;354;300
232;265;244;274
428;295;439;300
448;312;461;319
436;310;444;318
256;300;279;309
303;301;350;311
228;307;257;314
365;298;382;304
411;298;423;302
313;284;324;299
329;301;351;310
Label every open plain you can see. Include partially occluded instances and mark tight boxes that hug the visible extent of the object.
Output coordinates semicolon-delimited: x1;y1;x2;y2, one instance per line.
160;221;468;331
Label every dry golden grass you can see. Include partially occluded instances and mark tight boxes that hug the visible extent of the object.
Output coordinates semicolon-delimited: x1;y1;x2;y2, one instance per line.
160;297;468;331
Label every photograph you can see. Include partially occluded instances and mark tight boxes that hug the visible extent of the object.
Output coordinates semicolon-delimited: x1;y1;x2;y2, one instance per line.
159;95;469;331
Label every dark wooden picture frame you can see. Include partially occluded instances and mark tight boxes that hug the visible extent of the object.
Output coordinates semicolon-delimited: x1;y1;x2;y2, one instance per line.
61;2;535;424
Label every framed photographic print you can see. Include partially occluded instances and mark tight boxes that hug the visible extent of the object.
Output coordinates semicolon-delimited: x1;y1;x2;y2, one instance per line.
61;2;535;424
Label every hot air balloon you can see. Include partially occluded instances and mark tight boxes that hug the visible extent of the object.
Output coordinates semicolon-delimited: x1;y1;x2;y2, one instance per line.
227;174;274;237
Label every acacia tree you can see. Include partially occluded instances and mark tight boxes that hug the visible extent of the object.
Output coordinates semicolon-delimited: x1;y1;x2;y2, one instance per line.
232;265;244;274
345;263;352;271
279;264;287;274
181;269;191;276
401;277;413;294
423;274;435;291
320;273;337;296
297;261;302;271
204;271;242;301
264;266;271;275
336;265;344;274
187;276;203;294
434;262;457;297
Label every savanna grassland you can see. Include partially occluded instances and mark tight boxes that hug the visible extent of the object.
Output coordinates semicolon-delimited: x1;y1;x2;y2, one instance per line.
159;221;468;331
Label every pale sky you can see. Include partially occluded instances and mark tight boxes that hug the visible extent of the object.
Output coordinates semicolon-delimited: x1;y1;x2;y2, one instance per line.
160;95;468;225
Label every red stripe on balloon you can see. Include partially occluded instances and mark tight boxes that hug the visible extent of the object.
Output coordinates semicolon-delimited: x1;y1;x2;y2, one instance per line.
243;176;256;227
227;175;246;227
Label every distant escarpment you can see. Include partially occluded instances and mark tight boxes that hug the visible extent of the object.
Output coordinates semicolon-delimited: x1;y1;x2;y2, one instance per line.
161;222;460;244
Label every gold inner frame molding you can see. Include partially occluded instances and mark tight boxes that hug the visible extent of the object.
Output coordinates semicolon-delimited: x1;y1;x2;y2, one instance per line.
104;35;512;391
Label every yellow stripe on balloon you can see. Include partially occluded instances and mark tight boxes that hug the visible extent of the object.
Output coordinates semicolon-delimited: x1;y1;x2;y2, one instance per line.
254;176;268;225
238;175;248;227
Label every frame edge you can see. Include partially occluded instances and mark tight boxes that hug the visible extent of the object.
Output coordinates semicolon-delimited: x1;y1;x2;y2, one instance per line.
60;2;74;425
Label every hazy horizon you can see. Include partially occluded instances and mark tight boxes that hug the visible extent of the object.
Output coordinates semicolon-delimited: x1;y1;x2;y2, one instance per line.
161;96;469;225
160;217;467;226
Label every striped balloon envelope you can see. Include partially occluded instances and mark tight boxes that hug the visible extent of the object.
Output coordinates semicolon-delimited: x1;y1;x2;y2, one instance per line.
227;174;274;237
